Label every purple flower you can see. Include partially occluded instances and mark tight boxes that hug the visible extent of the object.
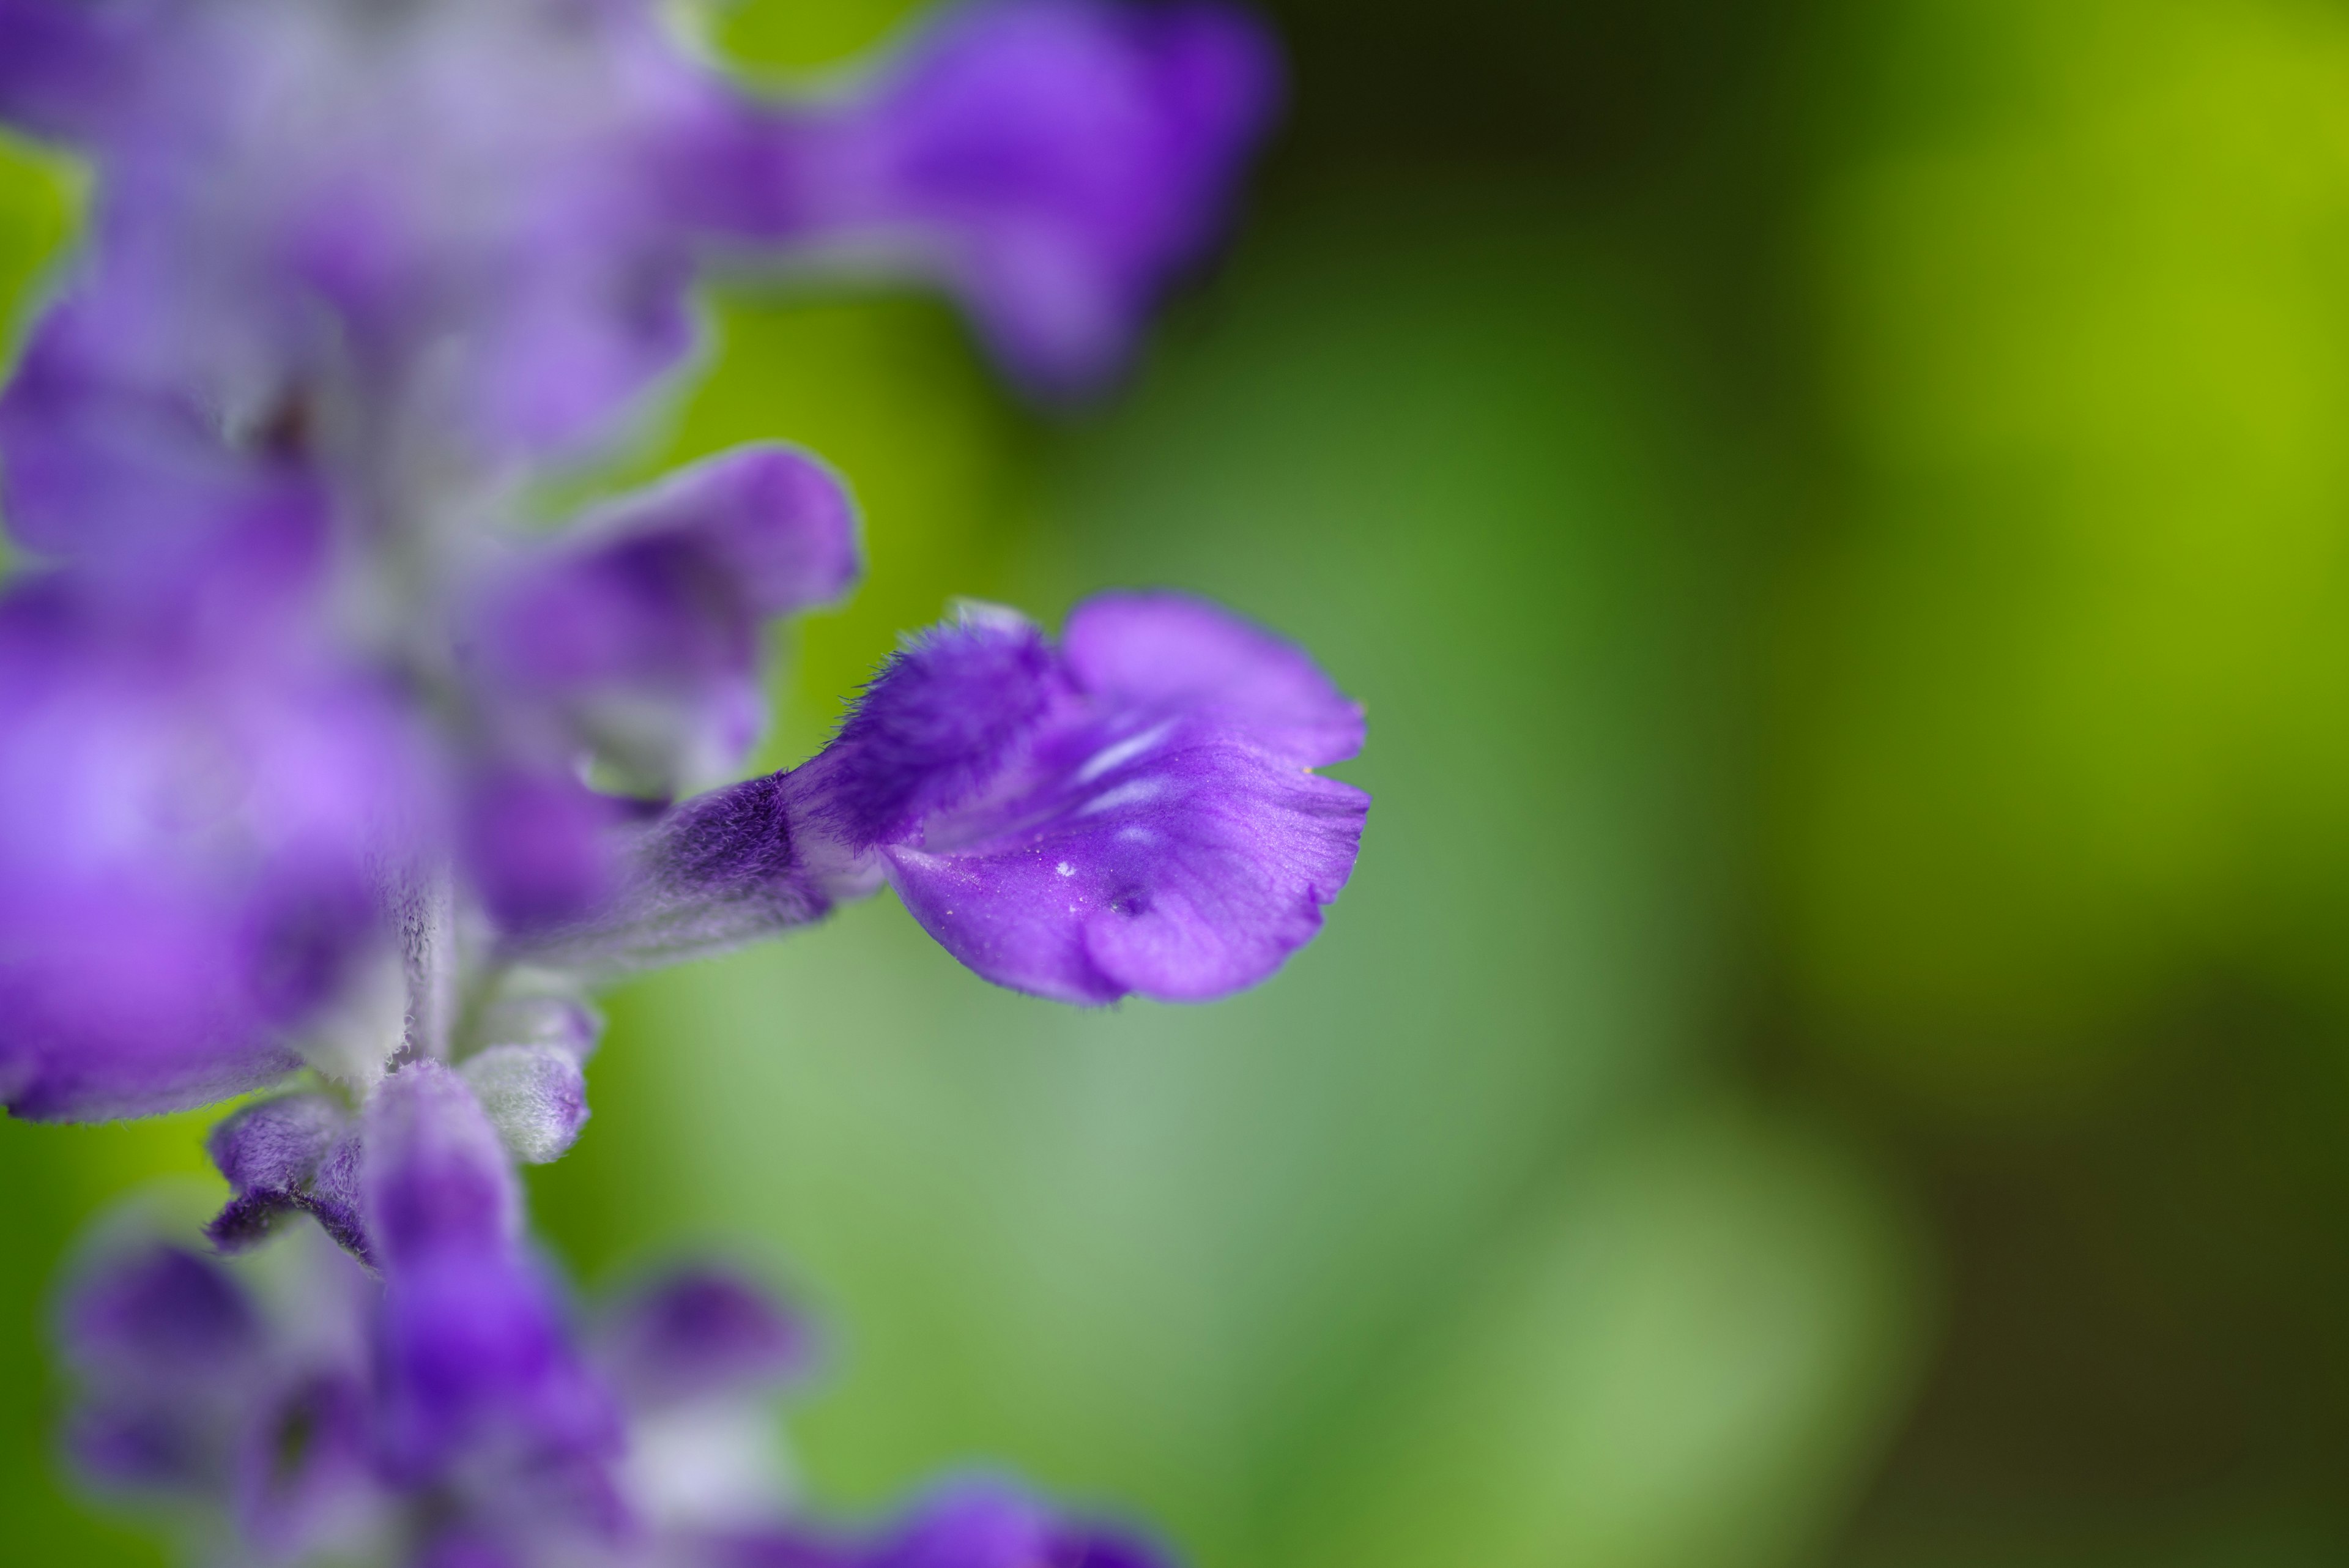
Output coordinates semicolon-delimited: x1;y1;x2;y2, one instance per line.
2;0;751;516
56;1192;1160;1568
10;5;1316;1565
0;0;1275;570
461;444;861;926
717;0;1280;395
0;554;430;1123
529;592;1368;1005
720;1480;1173;1568
362;1063;618;1479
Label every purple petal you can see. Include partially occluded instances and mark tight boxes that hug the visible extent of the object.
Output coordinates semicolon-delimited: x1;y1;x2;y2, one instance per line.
870;1481;1176;1568
66;1401;218;1493
793;609;1063;851
205;1092;354;1252
1059;592;1362;767
596;1267;815;1411
461;768;636;932
0;0;139;142
299;1127;373;1263
0;297;327;571
816;593;1367;1003
459;1043;591;1165
363;1062;618;1476
232;1368;374;1556
0;573;426;1121
566;444;862;622
885;729;1366;1003
728;0;1280;393
209;1092;348;1197
471;444;859;793
362;1060;520;1269
58;1241;261;1385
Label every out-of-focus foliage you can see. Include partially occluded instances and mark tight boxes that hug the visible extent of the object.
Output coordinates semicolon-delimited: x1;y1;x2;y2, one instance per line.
1784;0;2349;1090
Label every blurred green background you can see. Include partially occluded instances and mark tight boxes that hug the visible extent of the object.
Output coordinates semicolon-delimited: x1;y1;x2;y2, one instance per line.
10;0;2349;1562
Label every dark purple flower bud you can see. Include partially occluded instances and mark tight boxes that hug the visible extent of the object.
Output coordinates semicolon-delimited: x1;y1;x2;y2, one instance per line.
804;608;1064;851
205;1091;361;1255
596;1267;815;1412
719;0;1280;394
472;444;861;797
505;768;857;976
363;1062;618;1477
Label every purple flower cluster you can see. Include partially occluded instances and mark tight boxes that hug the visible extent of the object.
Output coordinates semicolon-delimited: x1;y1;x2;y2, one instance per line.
62;1162;1164;1567
0;0;1364;1561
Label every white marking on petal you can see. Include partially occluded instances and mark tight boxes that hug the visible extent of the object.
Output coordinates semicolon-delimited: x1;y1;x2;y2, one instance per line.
1074;720;1176;786
1119;826;1156;844
1079;779;1162;816
1056;861;1075;877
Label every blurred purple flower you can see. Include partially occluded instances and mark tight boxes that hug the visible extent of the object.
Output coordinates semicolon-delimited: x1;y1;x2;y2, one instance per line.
718;0;1280;394
58;1195;1141;1568
0;0;1276;567
0;537;432;1121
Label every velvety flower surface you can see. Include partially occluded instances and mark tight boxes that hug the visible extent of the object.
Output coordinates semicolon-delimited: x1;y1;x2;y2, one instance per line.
530;592;1369;1005
842;592;1368;1002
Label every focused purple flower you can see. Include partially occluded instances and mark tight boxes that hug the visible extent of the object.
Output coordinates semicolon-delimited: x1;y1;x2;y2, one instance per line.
528;592;1368;1005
